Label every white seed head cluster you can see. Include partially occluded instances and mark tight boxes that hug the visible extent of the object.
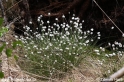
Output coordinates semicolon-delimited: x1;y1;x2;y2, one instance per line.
16;14;98;70
15;13;124;77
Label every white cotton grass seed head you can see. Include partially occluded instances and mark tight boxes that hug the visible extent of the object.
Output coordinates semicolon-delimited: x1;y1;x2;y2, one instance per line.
83;43;87;46
14;35;18;38
70;20;73;23
65;28;68;31
113;48;115;50
82;20;84;23
77;20;80;23
91;28;94;31
105;54;109;57
85;40;89;44
48;13;51;16
97;53;100;55
47;21;50;24
109;54;113;57
79;23;82;26
73;14;75;16
98;34;101;36
122;33;124;37
62;15;65;18
6;42;9;45
119;43;122;47
38;16;41;19
100;47;105;51
111;26;114;29
97;37;100;39
29;21;32;24
97;32;100;35
40;15;43;18
94;49;99;53
84;36;87;38
66;31;70;35
79;36;82;39
112;53;116;56
108;42;111;46
55;18;58;21
91;39;94;42
84;31;86;35
24;55;27;58
75;17;79;20
114;41;119;45
37;18;40;22
87;30;90;33
40;20;44;24
90;32;93;35
112;44;115;47
72;17;75;20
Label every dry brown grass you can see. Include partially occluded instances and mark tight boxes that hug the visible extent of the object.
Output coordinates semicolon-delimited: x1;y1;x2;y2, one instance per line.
0;31;36;82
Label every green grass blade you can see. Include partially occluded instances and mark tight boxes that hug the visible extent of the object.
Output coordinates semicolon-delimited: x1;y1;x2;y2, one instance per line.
0;18;3;26
0;43;6;53
0;71;4;78
6;49;12;57
12;40;23;49
14;55;18;61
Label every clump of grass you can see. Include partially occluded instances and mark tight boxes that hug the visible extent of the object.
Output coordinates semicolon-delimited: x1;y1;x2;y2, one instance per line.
15;14;98;78
15;14;124;80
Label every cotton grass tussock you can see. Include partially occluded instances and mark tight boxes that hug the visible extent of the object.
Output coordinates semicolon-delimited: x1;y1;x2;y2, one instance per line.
15;15;98;78
14;14;124;80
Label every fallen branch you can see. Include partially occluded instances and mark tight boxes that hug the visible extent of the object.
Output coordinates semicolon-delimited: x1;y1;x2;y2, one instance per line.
101;67;124;82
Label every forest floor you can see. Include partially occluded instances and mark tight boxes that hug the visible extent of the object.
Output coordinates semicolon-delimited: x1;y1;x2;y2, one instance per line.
0;31;36;82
